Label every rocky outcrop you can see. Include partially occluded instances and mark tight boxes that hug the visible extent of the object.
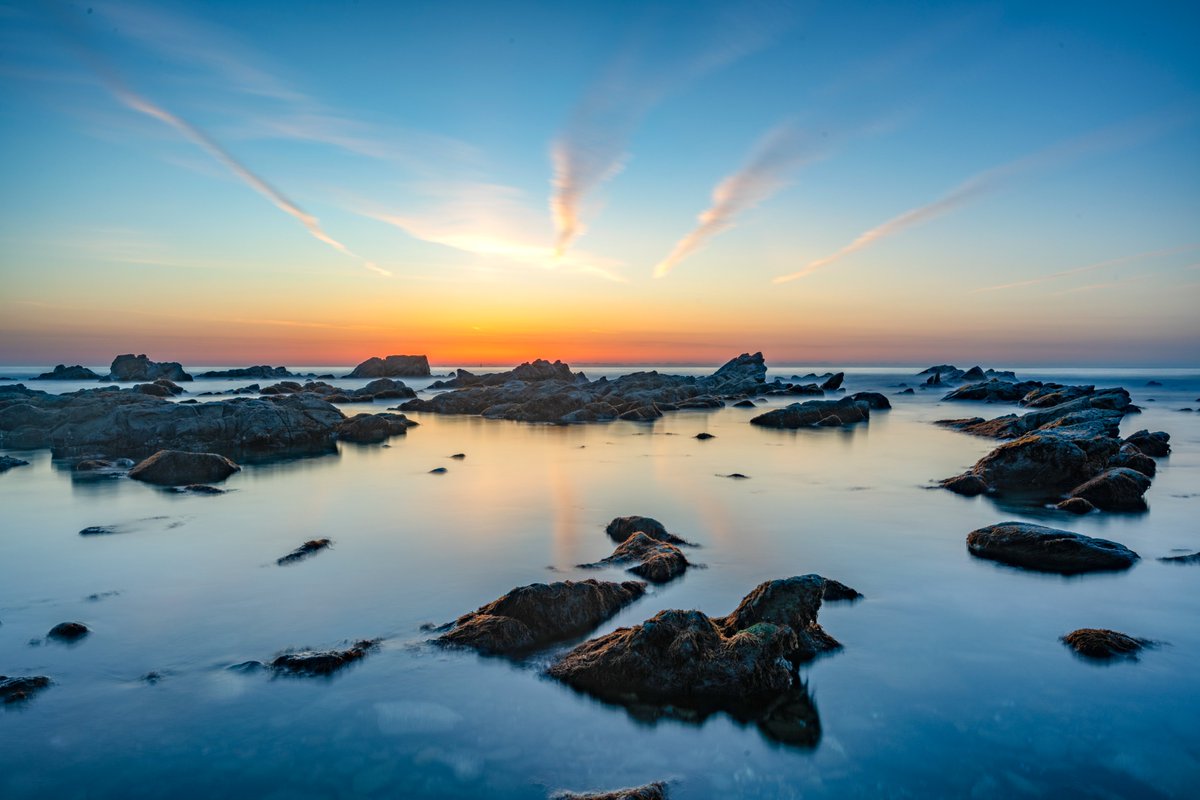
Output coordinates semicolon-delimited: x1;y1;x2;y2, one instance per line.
942;379;1044;403
0;384;347;460
277;539;332;565
1;675;51;703
47;621;89;641
336;412;417;443
106;354;192;382
582;532;691;583
1125;429;1170;457
605;516;692;546
750;397;870;428
1065;468;1152;511
436;580;646;656
918;365;1017;384
198;366;295;379
551;784;667;800
345;355;430;378
1062;628;1151;660
404;353;766;424
0;455;29;473
36;364;100;380
966;522;1139;574
271;639;379;676
260;378;415;403
1020;384;1095;408
129;450;240;486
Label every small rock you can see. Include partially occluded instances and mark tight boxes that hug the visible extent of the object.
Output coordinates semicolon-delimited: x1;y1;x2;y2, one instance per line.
1062;628;1151;660
694;432;715;440
581;532;691;584
0;455;30;473
550;783;667;800
450;453;466;459
720;473;749;479
271;639;379;676
429;467;448;474
277;538;332;566
1;675;51;703
733;399;756;408
1056;497;1095;514
966;522;1139;574
47;622;89;641
79;525;117;536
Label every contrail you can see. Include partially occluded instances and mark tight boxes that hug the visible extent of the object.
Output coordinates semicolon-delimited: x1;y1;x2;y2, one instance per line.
772;111;1191;284
654;121;815;277
970;245;1199;293
57;10;388;277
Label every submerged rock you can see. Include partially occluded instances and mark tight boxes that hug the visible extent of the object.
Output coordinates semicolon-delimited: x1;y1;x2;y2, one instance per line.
436;579;646;656
1158;552;1200;564
582;532;690;584
345;354;431;378
172;483;226;495
1062;628;1151;660
129;450;240;486
0;455;30;473
750;397;870;428
271;639;379;676
277;539;332;565
47;621;89;641
36;364;100;380
605;516;692;546
106;354;192;382
551;783;667;800
966;522;1139;574
1;675;51;703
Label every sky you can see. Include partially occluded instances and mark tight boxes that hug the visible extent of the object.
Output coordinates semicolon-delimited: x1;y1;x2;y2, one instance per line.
0;0;1197;367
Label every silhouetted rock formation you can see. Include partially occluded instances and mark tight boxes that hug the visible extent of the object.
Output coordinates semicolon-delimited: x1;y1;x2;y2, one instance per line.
36;364;100;380
47;622;89;641
966;522;1139;574
106;354;192;382
0;455;29;473
345;354;431;378
750;397;870;428
198;366;295;379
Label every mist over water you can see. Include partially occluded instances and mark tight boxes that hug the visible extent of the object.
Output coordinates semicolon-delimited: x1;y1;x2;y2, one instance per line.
2;366;1198;798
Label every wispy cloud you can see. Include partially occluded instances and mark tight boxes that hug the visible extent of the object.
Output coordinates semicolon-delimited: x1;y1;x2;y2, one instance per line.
971;245;1199;293
773;111;1193;284
654;121;817;277
550;2;794;255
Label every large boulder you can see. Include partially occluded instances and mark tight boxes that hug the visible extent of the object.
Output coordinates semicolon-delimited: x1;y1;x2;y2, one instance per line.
1066;467;1151;511
36;364;100;380
128;450;240;486
750;397;870;428
336;412;416;443
1125;429;1170;457
966;522;1139;574
106;354;192;382
345;355;431;379
435;580;647;656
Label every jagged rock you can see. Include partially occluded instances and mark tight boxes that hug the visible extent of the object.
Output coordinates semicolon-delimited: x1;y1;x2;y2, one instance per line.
750;397;870;429
1020;384;1094;408
435;580;646;656
106;354;192;382
787;384;825;396
336;413;416;443
36;364;100;380
129;450;240;486
1;675;51;703
582;532;690;583
551;783;667;800
1125;429;1170;457
605;516;691;546
966;522;1139;574
942;379;1044;403
271;639;379;675
198;366;294;379
0;455;30;473
820;372;844;391
345;355;431;378
1066;467;1151;511
277;539;332;565
47;622;89;641
1062;628;1151;660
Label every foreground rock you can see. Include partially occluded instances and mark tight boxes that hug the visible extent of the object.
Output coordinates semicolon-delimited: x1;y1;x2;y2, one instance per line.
277;539;332;565
36;364;100;380
1;675;51;703
547;576;848;747
750;397;870;428
551;784;667;800
1;455;30;473
106;354;192;382
47;622;90;641
966;522;1139;574
1062;628;1151;660
582;532;691;583
605;516;692;546
404;353;767;424
0;384;347;460
336;412;417;443
129;450;240;486
345;354;430;378
436;580;646;656
271;639;379;675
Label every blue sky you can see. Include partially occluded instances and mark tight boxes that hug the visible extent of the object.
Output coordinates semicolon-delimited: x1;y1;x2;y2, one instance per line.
0;0;1197;365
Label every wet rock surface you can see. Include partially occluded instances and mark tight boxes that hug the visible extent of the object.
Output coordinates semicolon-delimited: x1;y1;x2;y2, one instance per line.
605;516;692;546
277;539;332;565
270;639;379;675
129;450;240;486
750;397;870;428
1062;628;1152;660
436;580;646;656
582;532;691;583
551;783;667;800
1;675;51;703
966;522;1139;574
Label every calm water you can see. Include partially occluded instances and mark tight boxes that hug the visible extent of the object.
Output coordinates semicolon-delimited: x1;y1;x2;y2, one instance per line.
2;366;1198;798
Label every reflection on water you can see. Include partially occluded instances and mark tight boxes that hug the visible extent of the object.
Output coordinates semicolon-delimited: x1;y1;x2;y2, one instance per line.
1;367;1199;798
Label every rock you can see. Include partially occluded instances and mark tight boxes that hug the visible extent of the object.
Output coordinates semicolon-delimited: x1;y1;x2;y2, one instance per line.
721;472;750;478
353;378;416;400
1062;628;1151;660
1020;384;1094;408
79;525;117;536
582;532;690;583
429;467;448;474
1108;443;1156;477
619;405;662;422
1146;380;1163;387
345;355;431;379
129;450;240;486
336;413;416;443
1;675;51;703
198;366;294;379
820;372;844;391
821;579;862;601
605;516;692;546
940;473;989;496
750;397;870;429
942;379;1044;403
816;415;842;427
106;354;192;382
277;538;332;565
550;783;667;800
1158;552;1200;564
786;383;825;396
1056;497;1095;514
1125;429;1170;457
450;453;466;459
0;455;30;473
694;432;715;440
966;522;1139;574
47;621;89;641
898;388;914;394
436;580;647;656
1066;467;1151;511
962;366;986;381
36;364;100;380
173;484;226;495
271;639;379;676
733;399;756;408
849;391;891;409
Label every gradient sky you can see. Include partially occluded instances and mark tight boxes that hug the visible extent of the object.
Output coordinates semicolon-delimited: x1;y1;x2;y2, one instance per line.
1;0;1198;366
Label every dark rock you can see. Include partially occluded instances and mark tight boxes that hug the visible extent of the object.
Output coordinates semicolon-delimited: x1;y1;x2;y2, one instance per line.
79;525;117;536
1158;552;1200;564
551;783;667;800
173;484;226;495
694;432;715;440
619;405;662;422
786;383;825;396
1108;443;1156;477
942;379;1043;403
336;412;416;443
345;355;431;379
1125;429;1170;457
106;354;192;382
816;415;842;427
450;452;466;459
898;388;914;395
966;522;1139;574
1020;384;1094;408
436;579;647;656
849;391;891;409
277;538;332;565
47;621;89;641
129;450;240;486
198;366;294;379
1056;497;1095;514
429;467;448;474
271;639;379;676
0;455;30;473
721;472;750;479
820;372;844;391
940;473;989;496
36;364;100;380
1066;467;1151;511
352;378;416;400
1;675;51;703
733;399;756;408
583;532;690;583
1146;380;1163;387
1062;628;1151;660
750;397;870;429
605;516;691;546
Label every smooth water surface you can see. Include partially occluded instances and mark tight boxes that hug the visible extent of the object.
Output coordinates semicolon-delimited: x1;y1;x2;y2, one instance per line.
2;366;1198;798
